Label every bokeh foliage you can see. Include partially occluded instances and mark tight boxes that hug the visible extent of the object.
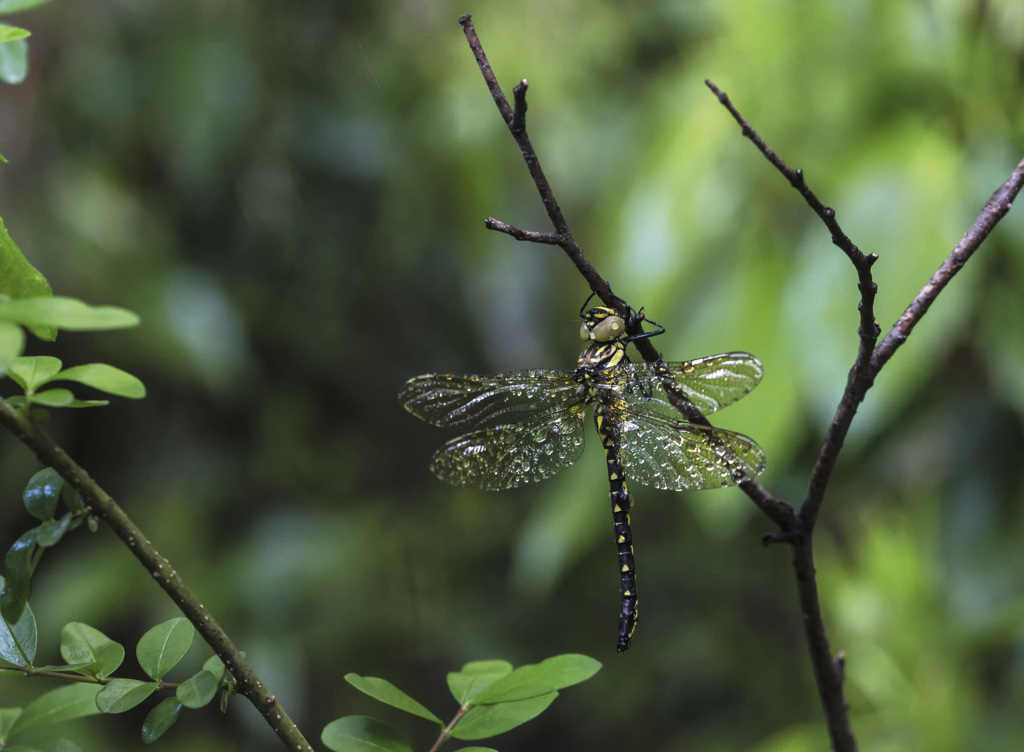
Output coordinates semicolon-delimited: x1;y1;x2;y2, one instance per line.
1;1;1024;750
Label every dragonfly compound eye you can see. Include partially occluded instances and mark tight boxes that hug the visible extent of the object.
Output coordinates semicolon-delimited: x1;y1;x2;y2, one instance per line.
580;308;626;342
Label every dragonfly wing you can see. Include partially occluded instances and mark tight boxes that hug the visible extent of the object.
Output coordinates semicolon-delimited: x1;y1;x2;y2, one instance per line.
429;407;588;490
613;404;766;491
399;369;580;429
619;353;762;418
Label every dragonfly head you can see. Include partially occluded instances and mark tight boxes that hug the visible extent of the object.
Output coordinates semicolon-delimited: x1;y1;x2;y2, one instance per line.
580;307;626;342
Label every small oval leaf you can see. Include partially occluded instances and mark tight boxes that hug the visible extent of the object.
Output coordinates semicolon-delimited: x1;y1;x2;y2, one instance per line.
54;363;146;399
23;467;63;520
447;661;513;705
176;669;218;709
141;696;183;744
451;692;558;740
472;654;602;705
0;575;36;666
96;678;158;713
137;618;193;680
31;388;75;407
0;0;59;12
0;38;28;86
1;531;38;625
60;622;124;678
344;674;441;726
321;716;413;752
9;684;103;736
7;356;62;392
0;297;139;330
35;513;76;547
0;319;26;374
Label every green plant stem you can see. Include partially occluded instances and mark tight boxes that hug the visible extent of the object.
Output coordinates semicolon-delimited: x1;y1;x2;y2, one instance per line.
427;706;470;752
0;396;313;752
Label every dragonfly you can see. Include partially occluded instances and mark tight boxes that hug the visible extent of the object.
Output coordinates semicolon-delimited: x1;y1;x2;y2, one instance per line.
398;302;765;651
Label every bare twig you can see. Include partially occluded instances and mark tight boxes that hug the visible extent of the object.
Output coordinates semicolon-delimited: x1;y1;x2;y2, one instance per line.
710;78;1023;752
459;14;621;328
0;397;312;752
871;157;1024;375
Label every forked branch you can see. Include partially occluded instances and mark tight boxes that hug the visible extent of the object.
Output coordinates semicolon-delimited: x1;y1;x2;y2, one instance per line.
459;13;1023;752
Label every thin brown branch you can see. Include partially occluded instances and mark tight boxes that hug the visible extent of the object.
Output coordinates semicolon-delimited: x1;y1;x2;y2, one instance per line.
483;218;562;245
871;156;1024;375
0;397;312;752
459;14;618;318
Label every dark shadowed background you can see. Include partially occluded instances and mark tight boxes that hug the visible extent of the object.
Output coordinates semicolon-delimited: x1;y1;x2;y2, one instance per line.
2;2;1024;750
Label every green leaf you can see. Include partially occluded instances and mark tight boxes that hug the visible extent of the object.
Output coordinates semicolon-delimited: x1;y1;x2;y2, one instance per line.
450;748;499;752
59;623;124;678
1;530;39;625
0;297;139;331
343;674;441;726
8;684;103;736
201;653;225;679
34;514;77;547
0;707;23;743
0;319;24;374
0;216;48;311
141;697;183;744
0;578;36;666
55;363;146;399
96;679;158;713
451;692;558;740
0;24;28;42
65;399;110;409
29;389;74;407
23;467;63;521
61;483;84;513
472;654;601;704
446;661;513;705
321;716;413;752
176;669;218;708
0;39;25;85
0;0;58;12
7;356;62;391
137;618;193;681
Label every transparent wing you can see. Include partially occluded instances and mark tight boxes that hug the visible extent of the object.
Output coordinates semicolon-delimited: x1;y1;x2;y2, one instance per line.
399;369;581;430
429;406;588;490
611;402;766;491
617;352;762;419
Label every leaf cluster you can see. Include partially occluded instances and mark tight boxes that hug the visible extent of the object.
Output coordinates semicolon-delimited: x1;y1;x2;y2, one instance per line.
0;615;234;749
0;0;55;85
324;654;601;752
0;469;90;628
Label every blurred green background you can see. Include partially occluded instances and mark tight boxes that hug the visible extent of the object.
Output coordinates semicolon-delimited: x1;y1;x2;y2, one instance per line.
2;1;1024;750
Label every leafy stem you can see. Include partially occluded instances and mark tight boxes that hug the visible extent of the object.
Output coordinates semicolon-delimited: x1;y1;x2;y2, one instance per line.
0;395;313;752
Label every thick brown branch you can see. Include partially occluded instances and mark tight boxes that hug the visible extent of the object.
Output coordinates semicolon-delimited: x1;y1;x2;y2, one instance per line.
791;540;857;751
0;397;312;752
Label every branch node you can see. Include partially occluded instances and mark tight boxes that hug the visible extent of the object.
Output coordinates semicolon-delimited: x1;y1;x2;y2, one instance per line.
762;530;804;547
512;79;529;132
866;252;879;266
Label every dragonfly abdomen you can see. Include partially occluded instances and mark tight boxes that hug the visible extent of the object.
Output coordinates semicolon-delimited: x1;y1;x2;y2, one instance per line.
595;401;639;653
